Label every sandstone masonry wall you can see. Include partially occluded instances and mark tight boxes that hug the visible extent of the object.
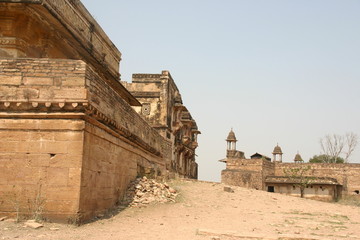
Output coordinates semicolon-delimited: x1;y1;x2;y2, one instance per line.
0;58;171;222
0;58;87;102
261;160;275;190
85;67;169;158
275;163;360;194
222;159;264;190
78;67;171;220
0;118;84;221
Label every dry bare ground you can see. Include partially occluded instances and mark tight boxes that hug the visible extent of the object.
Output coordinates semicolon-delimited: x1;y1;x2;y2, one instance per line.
1;180;360;240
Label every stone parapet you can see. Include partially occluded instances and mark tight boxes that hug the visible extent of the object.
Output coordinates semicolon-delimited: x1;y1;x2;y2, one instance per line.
0;1;140;106
0;0;121;79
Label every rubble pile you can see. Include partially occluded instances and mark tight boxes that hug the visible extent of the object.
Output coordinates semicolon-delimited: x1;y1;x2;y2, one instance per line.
122;177;178;207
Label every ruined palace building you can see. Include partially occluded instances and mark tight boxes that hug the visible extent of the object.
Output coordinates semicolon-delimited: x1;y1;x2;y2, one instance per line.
221;130;360;201
0;0;200;222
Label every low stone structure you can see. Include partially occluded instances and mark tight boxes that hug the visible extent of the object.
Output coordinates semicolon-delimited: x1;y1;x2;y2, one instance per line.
0;0;199;223
220;130;360;201
265;176;342;201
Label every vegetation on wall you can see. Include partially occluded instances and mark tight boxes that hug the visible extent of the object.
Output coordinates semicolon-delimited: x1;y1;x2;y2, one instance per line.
283;165;315;198
309;154;345;164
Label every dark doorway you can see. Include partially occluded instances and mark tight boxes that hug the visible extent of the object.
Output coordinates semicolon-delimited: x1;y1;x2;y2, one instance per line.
268;186;275;192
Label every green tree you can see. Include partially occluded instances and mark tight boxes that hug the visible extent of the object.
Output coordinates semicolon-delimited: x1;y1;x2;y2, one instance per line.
309;154;345;163
283;165;315;198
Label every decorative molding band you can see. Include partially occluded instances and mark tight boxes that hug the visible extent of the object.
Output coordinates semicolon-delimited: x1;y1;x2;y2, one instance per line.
85;104;162;157
0;100;163;157
130;91;161;98
0;37;28;52
132;74;162;79
0;100;88;112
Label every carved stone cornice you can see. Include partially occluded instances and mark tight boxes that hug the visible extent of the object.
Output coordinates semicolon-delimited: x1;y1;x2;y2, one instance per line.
0;100;88;112
132;74;162;79
0;100;162;157
130;91;161;98
84;104;161;157
0;37;28;51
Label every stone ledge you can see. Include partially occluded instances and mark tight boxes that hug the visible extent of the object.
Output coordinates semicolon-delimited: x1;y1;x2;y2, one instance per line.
0;100;88;112
0;101;164;157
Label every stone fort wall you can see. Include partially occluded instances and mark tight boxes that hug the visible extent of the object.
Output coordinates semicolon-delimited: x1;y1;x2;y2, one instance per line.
222;159;269;190
0;58;171;222
222;159;360;196
275;163;360;195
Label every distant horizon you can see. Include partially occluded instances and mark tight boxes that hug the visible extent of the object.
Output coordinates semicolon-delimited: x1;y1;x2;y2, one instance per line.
81;0;360;182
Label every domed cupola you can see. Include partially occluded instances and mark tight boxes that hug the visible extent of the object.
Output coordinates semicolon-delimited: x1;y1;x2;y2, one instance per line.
294;152;304;163
272;144;283;162
226;129;237;151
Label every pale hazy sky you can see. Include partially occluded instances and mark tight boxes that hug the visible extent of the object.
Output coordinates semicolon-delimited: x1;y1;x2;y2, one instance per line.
81;0;360;182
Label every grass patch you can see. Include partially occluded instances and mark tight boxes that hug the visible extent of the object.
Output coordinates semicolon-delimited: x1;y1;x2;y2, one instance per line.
337;195;360;207
289;216;313;220
284;219;295;225
284;210;321;216
331;214;349;221
322;220;345;225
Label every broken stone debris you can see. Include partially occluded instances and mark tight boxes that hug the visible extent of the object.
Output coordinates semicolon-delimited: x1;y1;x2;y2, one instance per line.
121;176;178;207
24;220;43;229
223;186;234;193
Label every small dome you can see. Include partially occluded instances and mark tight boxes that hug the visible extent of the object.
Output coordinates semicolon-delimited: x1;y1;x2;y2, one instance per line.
294;153;303;162
226;129;237;141
272;144;283;154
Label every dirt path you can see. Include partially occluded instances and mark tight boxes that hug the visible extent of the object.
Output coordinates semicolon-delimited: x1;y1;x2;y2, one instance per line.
1;180;360;240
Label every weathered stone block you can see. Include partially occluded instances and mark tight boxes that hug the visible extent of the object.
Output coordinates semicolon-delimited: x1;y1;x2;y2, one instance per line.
44;200;78;213
68;168;82;187
0;141;28;153
49;154;82;168
53;88;87;100
0;75;22;85
40;141;68;154
29;132;55;141
0;131;30;141
46;167;69;186
0;119;85;131
26;154;50;167
67;141;83;154
23;77;53;85
62;77;85;86
46;186;80;201
54;131;83;142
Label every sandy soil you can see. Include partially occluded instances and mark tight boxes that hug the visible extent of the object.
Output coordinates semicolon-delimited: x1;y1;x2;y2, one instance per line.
1;180;360;240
